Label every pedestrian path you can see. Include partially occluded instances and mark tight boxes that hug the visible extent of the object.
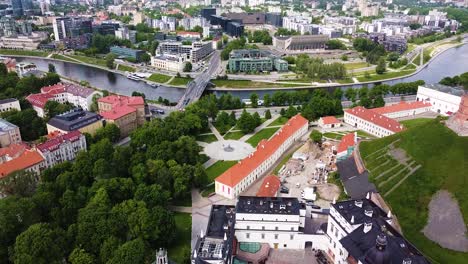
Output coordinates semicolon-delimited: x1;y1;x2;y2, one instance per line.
208;123;224;141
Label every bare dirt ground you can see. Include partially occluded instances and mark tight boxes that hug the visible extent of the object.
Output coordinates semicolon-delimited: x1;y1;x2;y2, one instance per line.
422;190;468;252
316;183;340;201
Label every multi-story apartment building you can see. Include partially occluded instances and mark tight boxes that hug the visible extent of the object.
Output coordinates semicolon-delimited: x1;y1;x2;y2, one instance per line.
0;148;44;178
344;106;403;138
0;98;21;113
416;84;464;116
26;83;102;117
180;17;208;31
36;130;87;168
0;118;21;148
157;40;213;62
53;17;92;41
215;115;308;199
228;49;288;73
98;95;145;137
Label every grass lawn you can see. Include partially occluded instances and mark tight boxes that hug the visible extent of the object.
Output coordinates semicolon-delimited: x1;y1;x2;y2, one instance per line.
356;69;416;82
68;54;108;67
195;134;218;143
400;118;433;129
246;127;280;147
323;132;343;140
51;54;77;62
224;131;245;140
268;116;289;127
0;49;49;57
412;53;422;66
169;77;193;86
148;73;172;83
402;63;417;70
206;160;238;182
344;62;369;70
336;78;355;84
359;120;468;263
167;212;191;264
272;145;302;174
116;64;136;72
211;79;300;88
201;184;215;197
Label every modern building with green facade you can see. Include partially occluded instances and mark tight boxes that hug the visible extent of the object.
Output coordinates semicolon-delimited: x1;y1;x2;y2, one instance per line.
228;49;288;73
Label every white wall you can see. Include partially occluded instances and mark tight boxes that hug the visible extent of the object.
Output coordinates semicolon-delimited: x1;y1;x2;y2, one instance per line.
416;86;461;116
344;112;395;138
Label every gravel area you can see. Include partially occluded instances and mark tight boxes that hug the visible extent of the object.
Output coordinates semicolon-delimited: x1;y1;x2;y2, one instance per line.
422;190;468;252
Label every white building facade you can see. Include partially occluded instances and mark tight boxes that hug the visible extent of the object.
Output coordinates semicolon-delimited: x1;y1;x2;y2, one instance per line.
37;131;87;168
416;84;463;116
0;99;21;112
344;107;403;138
151;54;186;72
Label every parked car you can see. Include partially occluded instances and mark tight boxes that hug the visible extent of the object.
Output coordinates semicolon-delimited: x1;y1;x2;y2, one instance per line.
310;204;321;210
280;186;289;194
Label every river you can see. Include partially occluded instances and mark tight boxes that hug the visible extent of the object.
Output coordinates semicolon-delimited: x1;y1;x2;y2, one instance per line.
11;43;468;101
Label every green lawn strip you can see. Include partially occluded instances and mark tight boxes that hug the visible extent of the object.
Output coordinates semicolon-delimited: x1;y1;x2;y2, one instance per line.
402;63;416;70
400;118;433;129
116;64;136;72
201;184;215;197
360;120;468;263
51;54;77;62
214;123;233;135
412;53;422;66
379;168;410;194
328;172;349;201
369;160;400;180
323;132;343;140
211;79;300;88
167;212;191;264
356;69;416;82
195;134;218;143
356;130;376;139
68;54;108;67
365;154;393;171
344;62;369;70
147;73;172;83
0;49;49;57
336;78;355;84
267;116;289;127
169;77;193;86
272;144;302;174
224;131;245;140
206;160;238;182
246;127;280;147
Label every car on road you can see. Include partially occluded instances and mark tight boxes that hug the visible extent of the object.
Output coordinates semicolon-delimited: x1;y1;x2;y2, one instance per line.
280;186;289;194
151;109;165;114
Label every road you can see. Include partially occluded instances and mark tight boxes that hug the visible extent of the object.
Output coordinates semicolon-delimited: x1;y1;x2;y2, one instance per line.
176;50;221;109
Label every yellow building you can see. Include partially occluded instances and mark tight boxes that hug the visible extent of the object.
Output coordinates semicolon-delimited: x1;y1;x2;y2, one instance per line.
98;95;145;137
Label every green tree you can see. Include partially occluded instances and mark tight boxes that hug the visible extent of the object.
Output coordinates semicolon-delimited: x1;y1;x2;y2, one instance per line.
13;223;67;264
44;101;74;119
280;108;286;117
285;105;298;118
229;111;237;126
106;54;116;69
264;109;272;119
0;170;38;197
237;110;256;133
326;39;346;50
250;93;259;108
184;62;193;72
48;63;56;73
252;112;261;127
263;94;271;107
375;58;387;74
94;123;121;143
215;111;232;134
310;129;322;144
1;109;46;141
107;238;146;264
139;53;151;63
0;63;7;76
373;95;385;108
69;248;95;264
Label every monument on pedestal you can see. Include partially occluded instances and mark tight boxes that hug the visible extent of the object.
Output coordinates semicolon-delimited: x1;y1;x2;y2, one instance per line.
446;93;468;136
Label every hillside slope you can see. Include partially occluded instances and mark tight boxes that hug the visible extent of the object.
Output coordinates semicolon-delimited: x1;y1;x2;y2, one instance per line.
359;119;468;264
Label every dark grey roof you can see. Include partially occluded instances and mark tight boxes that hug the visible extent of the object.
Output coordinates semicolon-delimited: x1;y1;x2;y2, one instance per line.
336;156;376;199
340;218;430;264
236;196;303;215
331;198;389;225
0;98;18;104
47;108;102;131
423;84;465;96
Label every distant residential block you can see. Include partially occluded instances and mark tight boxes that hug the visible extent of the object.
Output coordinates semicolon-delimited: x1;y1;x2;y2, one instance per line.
0;98;21;112
0;118;21;148
98;95;145;137
228;49;288;73
36;130;86;168
273;35;329;51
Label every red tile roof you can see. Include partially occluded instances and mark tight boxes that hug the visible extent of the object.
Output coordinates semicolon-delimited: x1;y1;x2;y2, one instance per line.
0;143;29;160
337;133;356;154
321;116;341;125
0;149;44;178
98;95;144;120
216;114;308;188
26;93;53;108
37;130;82;153
256;175;281;197
345;106;403;133
370;101;432;115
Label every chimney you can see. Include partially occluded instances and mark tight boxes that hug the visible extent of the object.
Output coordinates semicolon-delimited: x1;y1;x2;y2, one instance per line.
193;250;197;258
270;202;274;209
200;229;204;238
351;215;355;224
332;197;336;204
224;233;227;241
387;210;392;218
354;200;363;208
375;233;388;251
366;192;371;199
364;206;374;218
363;220;372;233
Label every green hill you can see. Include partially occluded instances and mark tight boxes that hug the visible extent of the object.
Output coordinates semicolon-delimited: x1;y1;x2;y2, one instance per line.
359;119;468;264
